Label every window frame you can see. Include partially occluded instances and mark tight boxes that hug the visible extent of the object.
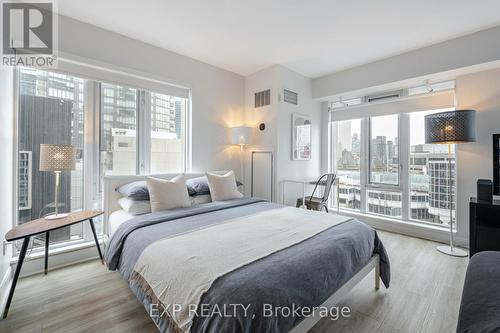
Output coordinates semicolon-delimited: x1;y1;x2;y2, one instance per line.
367;114;402;190
12;67;192;255
329;108;456;228
98;81;141;179
13;68;90;252
406;108;456;227
330;118;362;213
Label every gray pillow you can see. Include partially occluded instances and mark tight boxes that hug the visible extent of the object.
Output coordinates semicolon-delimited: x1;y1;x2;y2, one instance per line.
186;176;210;196
116;181;150;200
187;176;242;196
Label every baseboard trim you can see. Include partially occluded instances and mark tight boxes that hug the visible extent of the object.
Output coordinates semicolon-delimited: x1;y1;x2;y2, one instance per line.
10;241;103;278
334;209;469;248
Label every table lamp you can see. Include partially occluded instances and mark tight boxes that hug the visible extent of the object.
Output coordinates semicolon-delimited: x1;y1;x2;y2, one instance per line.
231;127;252;188
425;109;476;257
39;144;76;220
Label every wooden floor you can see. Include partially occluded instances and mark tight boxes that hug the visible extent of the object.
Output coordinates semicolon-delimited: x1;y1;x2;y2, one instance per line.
0;230;468;333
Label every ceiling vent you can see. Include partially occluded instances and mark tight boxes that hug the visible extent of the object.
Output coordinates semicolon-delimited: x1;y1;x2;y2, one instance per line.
283;89;298;105
255;89;271;108
364;89;406;103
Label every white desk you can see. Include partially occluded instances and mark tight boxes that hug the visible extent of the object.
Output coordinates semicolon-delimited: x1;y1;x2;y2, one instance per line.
280;177;340;211
280;177;320;209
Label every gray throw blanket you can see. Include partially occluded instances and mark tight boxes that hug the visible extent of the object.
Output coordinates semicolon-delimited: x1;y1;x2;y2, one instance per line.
105;198;390;333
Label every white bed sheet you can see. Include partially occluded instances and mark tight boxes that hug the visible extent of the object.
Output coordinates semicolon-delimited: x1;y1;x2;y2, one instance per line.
109;209;135;238
108;195;212;239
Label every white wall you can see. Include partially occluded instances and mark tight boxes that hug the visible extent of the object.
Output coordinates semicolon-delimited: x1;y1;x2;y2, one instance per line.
58;15;245;177
244;65;321;202
243;66;281;196
0;67;14;309
322;67;500;246
455;67;500;243
0;15;248;279
276;67;321;205
313;25;500;100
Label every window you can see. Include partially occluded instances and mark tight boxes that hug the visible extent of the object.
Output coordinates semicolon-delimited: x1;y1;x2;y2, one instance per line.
333;119;361;210
367;189;402;218
369;114;399;185
17;68;85;247
330;107;456;229
14;67;191;253
100;83;138;177
410;109;456;227
150;92;187;173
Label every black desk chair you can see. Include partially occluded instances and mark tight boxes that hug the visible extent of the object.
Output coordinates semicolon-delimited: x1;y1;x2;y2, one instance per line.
296;174;336;212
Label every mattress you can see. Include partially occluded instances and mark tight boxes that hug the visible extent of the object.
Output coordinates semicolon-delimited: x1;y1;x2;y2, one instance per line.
108;209;134;238
105;198;390;333
109;195;212;239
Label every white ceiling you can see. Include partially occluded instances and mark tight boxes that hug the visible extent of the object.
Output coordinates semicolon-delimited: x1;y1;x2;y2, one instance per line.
58;0;500;78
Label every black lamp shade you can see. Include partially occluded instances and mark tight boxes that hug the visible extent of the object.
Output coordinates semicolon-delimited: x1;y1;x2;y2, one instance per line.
425;109;476;144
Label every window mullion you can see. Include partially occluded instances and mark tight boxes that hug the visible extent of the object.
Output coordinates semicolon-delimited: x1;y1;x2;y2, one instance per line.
82;81;97;242
328;119;337;209
399;113;410;221
185;93;192;172
138;90;151;175
360;118;369;213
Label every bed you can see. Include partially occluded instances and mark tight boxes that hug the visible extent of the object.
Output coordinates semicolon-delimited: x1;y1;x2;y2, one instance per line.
103;173;390;333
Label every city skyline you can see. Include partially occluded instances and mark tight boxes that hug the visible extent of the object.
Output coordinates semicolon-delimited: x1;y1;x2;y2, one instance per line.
334;114;456;226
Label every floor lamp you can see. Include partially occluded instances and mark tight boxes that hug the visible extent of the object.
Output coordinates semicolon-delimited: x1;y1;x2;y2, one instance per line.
231;127;252;191
425;110;476;257
39;144;76;220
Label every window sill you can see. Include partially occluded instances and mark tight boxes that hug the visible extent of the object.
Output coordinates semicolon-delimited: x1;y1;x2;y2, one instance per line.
331;207;468;247
10;236;103;265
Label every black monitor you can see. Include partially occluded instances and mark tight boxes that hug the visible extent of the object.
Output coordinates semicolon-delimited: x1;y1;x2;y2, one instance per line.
493;134;500;195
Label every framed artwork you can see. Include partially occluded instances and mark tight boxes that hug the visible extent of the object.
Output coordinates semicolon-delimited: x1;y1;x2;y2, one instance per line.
292;113;312;160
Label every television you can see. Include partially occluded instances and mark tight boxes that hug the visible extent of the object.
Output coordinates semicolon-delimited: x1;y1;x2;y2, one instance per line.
494;134;500;195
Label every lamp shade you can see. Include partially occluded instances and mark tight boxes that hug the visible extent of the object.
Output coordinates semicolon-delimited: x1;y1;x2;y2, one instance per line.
231;127;252;145
39;144;76;171
425;110;476;144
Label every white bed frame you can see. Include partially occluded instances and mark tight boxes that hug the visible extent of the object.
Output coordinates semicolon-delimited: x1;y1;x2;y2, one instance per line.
103;172;381;333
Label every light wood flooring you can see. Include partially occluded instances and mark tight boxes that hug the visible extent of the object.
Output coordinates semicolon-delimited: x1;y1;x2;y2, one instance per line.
0;231;469;333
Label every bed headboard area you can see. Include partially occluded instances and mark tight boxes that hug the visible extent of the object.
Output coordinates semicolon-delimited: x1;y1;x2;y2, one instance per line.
103;171;229;236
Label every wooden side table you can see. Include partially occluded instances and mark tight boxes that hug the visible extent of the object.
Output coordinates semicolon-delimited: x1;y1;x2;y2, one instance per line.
2;210;104;318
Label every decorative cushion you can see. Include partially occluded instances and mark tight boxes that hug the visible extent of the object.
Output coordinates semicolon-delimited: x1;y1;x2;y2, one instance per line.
116;181;149;200
189;194;212;205
186;176;210;196
206;171;243;202
118;197;151;215
187;176;243;196
147;174;191;212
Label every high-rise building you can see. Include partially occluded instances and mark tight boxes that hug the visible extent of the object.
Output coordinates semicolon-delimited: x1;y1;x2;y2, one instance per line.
428;158;455;225
371;136;387;171
387;140;394;160
338;121;352;152
351;133;360;154
101;83;137;154
18;69;85;243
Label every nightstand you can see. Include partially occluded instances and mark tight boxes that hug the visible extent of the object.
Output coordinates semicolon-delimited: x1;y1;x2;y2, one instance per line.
3;210;104;318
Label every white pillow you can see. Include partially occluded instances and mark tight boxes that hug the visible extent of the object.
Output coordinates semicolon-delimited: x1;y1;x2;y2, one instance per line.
118;197;151;216
206;171;243;202
147;174;191;212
